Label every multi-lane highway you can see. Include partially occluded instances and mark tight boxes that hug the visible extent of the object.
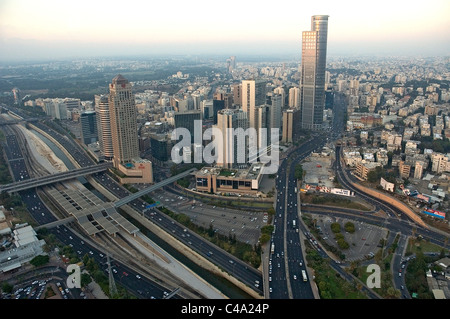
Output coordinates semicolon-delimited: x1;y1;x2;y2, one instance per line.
4;119;266;297
0;123;184;299
268;135;327;299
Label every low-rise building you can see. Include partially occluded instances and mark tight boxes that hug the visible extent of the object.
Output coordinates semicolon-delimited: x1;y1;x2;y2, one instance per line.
0;224;46;273
195;164;264;196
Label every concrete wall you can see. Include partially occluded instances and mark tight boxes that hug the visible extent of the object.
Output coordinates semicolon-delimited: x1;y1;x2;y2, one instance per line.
350;180;428;229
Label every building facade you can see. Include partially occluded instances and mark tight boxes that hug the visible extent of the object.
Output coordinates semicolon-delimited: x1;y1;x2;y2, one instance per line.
108;74;140;168
214;109;249;169
300;15;329;131
80;110;98;145
95;94;114;160
241;79;267;129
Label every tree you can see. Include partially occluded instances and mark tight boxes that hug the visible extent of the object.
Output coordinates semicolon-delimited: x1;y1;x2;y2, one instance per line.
344;222;355;233
367;170;379;183
294;164;304;180
81;273;92;288
1;282;13;294
29;255;49;267
331;222;341;233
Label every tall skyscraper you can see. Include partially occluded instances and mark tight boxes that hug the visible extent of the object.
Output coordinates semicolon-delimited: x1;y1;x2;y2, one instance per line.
232;83;242;107
174;110;202;143
95;94;114;160
214;109;249;169
266;93;283;130
241;79;267;129
273;87;286;107
230;56;236;70
300;15;329;130
80;110;98;145
108;74;139;168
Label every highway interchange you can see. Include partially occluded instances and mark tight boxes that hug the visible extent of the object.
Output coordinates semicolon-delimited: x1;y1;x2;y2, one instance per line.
2;98;449;300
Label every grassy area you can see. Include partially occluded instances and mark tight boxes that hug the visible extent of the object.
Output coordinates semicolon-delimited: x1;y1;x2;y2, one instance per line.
158;205;261;268
406;236;449;256
219;169;236;177
305;244;367;299
301;193;371;211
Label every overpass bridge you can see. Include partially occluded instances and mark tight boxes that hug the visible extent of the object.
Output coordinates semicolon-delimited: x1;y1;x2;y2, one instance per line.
113;168;197;208
0;162;112;193
35;216;76;231
33;168;198;232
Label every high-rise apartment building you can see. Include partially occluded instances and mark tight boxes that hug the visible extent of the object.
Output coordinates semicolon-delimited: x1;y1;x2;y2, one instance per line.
95;94;114;160
108;74;139;168
266;92;283;130
233;83;242;107
300;15;329;130
273;87;286;107
241;79;267;129
282;108;300;143
288;87;300;108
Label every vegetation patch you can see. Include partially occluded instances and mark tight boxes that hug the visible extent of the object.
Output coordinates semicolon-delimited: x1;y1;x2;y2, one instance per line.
305;245;367;299
158;206;261;268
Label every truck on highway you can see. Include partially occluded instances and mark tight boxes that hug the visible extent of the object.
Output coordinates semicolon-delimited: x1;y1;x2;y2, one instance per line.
302;270;308;282
292;220;296;229
271;243;275;254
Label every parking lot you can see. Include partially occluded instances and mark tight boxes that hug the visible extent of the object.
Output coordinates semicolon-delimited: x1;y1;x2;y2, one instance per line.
312;214;388;262
151;189;268;246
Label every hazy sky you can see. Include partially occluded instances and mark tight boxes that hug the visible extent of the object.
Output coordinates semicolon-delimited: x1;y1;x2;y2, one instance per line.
1;0;449;61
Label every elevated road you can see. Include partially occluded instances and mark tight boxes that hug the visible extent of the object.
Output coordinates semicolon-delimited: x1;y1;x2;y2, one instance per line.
35;216;76;231
113;168;197;208
0;162;112;193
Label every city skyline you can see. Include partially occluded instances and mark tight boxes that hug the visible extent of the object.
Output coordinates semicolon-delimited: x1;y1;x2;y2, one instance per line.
1;0;449;61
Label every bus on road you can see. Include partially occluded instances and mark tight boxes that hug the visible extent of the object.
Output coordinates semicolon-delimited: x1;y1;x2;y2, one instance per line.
302;270;308;282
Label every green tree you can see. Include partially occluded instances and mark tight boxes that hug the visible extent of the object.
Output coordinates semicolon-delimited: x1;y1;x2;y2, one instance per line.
29;255;49;267
331;222;341;233
1;282;13;294
81;273;92;288
294;164;304;180
344;222;355;233
337;238;349;249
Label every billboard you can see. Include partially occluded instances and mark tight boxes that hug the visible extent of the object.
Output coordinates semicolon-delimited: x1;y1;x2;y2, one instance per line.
380;178;394;192
330;188;354;197
422;208;446;219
